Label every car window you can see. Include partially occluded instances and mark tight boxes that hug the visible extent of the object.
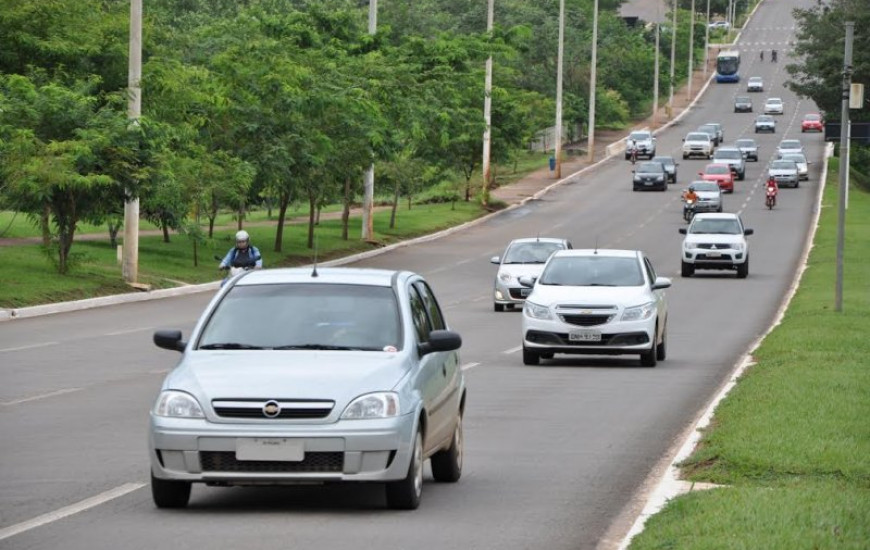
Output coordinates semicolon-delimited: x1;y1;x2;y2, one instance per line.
197;283;401;351
409;286;431;343
413;280;446;331
539;256;645;287
637;162;663;172
771;161;797;169
643;257;657;285
706;165;730;174
694;182;720;192
715;150;741;159
504;242;564;264
690;219;742;235
686;133;708;141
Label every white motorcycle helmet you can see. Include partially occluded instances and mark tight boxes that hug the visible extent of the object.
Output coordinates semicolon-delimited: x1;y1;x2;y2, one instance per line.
235;230;250;245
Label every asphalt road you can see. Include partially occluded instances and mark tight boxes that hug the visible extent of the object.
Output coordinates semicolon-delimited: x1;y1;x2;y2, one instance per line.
0;1;824;548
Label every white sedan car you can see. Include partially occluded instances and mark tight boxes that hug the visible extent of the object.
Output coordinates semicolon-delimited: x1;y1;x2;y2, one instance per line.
520;249;670;367
764;97;785;115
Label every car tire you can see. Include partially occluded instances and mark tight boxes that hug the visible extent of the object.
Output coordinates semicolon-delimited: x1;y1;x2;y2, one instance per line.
640;341;658;367
431;415;463;483
656;324;667;361
522;347;540;366
736;258;749;279
151;472;191;509
681;261;694;277
717;205;723;213
682;154;688;160
494;303;504;312
386;428;424;510
794;181;800;188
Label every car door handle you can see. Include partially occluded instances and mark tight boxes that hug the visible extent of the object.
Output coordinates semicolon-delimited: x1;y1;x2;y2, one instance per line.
442;364;447;376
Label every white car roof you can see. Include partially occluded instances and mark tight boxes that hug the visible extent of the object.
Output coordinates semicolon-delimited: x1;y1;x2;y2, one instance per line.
508;237;567;245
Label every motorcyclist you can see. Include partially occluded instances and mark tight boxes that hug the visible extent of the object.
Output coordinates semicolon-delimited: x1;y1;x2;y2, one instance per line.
219;230;263;271
771;49;777;62
760;50;764;61
683;185;699;204
627;138;638;163
765;176;779;202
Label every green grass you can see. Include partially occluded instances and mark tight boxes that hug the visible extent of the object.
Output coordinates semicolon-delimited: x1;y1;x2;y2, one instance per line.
629;161;870;549
0;201;487;308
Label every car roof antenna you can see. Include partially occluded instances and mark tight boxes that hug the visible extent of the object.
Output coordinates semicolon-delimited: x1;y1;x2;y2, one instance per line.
311;235;319;278
594;235;599;254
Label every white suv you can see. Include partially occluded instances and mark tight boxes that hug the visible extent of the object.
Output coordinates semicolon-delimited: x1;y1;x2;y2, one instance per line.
679;213;754;278
520;249;671;367
682;132;715;159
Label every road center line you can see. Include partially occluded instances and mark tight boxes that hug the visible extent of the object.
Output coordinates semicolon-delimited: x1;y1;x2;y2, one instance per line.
460;362;481;371
0;342;58;353
0;387;84;406
503;346;522;354
0;483;146;542
104;327;153;336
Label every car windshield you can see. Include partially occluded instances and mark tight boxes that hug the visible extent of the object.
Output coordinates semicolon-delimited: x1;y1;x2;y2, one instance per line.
767;99;782;105
780;141;801;149
736;96;749;102
735;139;756;148
693;182;720;192
539;256;644;287
706;165;730;175
749;78;762;83
771;161;797;169
757;116;773;121
686;133;708;141
653;157;674;167
197;284;402;352
698;125;715;133
629;132;650;141
504;242;564;264
690;218;742;235
637;162;663;173
715;150;741;159
783;154;806;163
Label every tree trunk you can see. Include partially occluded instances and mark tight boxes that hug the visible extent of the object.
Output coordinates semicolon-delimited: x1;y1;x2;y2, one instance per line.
274;191;290;253
315;205;321;225
55;191;77;274
307;190;316;249
108;222;120;247
341;176;350;240
237;199;245;231
390;179;399;229
208;191;218;238
41;203;51;247
161;217;170;243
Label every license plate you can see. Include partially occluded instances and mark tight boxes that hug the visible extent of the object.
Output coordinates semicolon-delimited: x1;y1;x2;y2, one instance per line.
569;330;601;342
520;288;531;297
236;438;304;462
706;252;722;258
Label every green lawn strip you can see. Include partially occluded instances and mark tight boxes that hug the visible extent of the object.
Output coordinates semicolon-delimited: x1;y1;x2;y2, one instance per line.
628;163;870;548
0;201;486;308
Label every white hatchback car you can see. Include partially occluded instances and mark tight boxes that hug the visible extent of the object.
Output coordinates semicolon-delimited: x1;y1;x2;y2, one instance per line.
764;97;785;115
491;237;572;311
520;249;671;367
679;213;754;278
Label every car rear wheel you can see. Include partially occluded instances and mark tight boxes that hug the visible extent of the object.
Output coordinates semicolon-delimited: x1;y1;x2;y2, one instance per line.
431;416;463;483
522;347;540;365
386;429;423;510
681;261;694;277
151;472;191;509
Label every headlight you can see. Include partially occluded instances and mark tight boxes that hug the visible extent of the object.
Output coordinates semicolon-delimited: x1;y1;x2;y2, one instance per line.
622;301;657;322
498;271;512;283
342;392;400;419
524;300;552;320
733;242;745;252
683;240;694;251
154;391;204;418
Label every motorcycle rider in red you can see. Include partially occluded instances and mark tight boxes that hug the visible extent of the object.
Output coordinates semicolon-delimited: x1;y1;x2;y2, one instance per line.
765;176;778;208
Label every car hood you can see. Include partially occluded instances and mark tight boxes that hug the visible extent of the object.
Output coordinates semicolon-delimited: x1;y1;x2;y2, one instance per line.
528;284;652;307
499;264;547;279
164;351;411;401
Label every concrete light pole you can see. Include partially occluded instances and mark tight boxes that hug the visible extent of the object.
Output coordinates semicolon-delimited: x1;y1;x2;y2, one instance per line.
703;0;710;79
668;0;677;113
122;0;142;283
653;4;660;129
555;0;565;178
687;0;695;102
361;0;377;241
587;0;600;163
482;0;494;203
835;21;854;312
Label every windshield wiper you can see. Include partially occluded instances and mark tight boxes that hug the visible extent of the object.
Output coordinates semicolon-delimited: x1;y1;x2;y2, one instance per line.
199;343;264;350
272;344;362;351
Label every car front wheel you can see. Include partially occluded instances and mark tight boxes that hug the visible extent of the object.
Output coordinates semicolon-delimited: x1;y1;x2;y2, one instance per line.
736;257;749;279
431;416;463;483
523;347;540;365
386;429;424;510
681;261;694;277
151;472;191;509
656;324;667;361
494;303;505;312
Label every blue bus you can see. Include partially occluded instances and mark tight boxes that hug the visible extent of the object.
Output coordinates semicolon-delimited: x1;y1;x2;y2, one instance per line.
716;50;741;83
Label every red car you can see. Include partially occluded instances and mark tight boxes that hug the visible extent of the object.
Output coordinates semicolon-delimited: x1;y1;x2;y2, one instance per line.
801;113;824;132
699;163;735;193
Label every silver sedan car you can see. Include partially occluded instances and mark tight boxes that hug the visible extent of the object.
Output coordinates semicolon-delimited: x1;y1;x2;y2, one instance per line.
491;237;572;311
149;267;465;510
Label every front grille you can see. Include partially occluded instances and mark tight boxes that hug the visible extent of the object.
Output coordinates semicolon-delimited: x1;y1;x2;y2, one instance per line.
559;314;614;327
508;288;529;299
213;399;334;419
200;451;343;473
525;330;649;347
696;243;734;250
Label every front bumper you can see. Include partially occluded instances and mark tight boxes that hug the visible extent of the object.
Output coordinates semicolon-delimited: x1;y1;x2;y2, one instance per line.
523;317;655;355
149;413;417;484
494;282;531;306
683;247;746;269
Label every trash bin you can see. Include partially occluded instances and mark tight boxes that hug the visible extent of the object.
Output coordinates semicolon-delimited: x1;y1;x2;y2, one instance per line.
549;156;556;171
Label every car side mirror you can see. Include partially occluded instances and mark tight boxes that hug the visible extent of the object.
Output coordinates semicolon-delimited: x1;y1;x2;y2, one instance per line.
744;228;754;236
490;256;500;264
154;330;186;352
518;275;536;288
698;172;704;176
679;228;687;235
652;277;672;290
418;329;462;356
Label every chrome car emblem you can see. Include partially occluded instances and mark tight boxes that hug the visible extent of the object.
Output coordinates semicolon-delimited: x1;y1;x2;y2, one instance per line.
711;244;718;250
263;400;281;418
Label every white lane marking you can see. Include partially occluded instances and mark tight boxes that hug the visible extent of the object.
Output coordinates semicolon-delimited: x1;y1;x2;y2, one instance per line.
0;482;146;542
0;342;58;353
104;327;154;336
0;387;83;406
460;362;481;371
454;258;473;266
503;346;522;354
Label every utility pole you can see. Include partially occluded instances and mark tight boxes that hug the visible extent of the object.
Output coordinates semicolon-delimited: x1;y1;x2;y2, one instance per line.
687;0;695;102
482;0;494;204
703;0;710;79
587;0;599;163
653;18;660;129
669;0;677;114
361;0;377;241
555;0;564;178
835;21;854;312
122;0;142;283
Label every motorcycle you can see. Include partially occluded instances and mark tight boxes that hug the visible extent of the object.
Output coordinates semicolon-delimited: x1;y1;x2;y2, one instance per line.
215;255;254;286
765;187;777;210
683;199;697;223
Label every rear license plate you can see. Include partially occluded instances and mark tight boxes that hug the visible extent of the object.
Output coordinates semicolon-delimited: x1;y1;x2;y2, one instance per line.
236;438;304;462
520;288;531;297
569;330;601;342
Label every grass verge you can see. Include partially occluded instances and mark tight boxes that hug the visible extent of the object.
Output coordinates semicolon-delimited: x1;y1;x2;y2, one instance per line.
629;159;870;549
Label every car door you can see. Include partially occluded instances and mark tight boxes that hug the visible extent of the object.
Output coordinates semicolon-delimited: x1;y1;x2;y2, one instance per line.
408;280;459;453
643;256;667;341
